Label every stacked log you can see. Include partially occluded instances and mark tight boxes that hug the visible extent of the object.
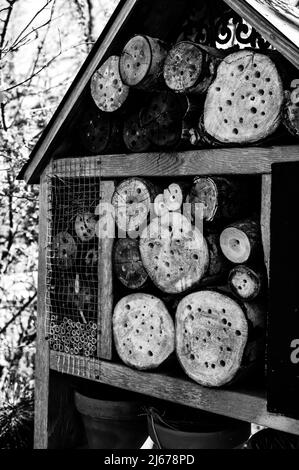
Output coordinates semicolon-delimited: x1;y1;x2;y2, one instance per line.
53;232;77;270
123;111;151;152
203;50;284;145
154;182;185;217
74;212;97;242
113;293;175;370
228;265;264;301
139;212;209;294
283;79;299;138
220;219;261;264
120;35;169;90
91;55;130;112
175;290;265;387
111;178;158;235
113;238;148;289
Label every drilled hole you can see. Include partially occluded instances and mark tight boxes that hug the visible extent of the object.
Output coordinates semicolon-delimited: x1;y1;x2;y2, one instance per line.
236;330;241;336
233;128;239;135
251;107;257;114
220;360;226;367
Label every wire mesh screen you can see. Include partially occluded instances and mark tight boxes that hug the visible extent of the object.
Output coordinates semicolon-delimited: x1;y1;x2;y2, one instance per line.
46;158;101;358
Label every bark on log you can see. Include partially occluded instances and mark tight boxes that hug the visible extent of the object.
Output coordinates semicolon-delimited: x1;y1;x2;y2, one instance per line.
203;51;284;144
111;178;158;235
164;41;224;95
220;219;261;264
283;85;299;138
228;265;264;301
186;177;242;223
78;105;122;154
140;213;209;294
175;290;265;387
120;35;168;90
74;212;97;242
113;293;175;370
205;232;230;279
53;232;77;270
123;111;151;152
90;56;130;112
113;238;148;289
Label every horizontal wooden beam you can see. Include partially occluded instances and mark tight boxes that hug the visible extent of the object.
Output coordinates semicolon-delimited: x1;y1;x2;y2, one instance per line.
50;352;299;435
51;145;299;178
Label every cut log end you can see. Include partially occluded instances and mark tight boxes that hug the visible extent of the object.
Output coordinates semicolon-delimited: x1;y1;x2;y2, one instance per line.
53;232;77;270
164;42;204;93
113;294;175;370
79;107;111;153
204;51;284;144
186;177;218;222
220;220;260;264
123;112;151;152
113;238;148;289
140;213;209;294
229;265;262;301
175;290;249;387
75;212;96;242
112;178;155;234
91;55;129;113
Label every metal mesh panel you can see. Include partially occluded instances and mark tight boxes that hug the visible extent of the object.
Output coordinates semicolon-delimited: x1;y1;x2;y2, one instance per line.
46;158;101;358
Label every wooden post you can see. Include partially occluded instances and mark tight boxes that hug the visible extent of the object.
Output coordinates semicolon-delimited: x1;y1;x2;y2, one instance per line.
261;174;272;280
34;170;50;449
97;181;115;360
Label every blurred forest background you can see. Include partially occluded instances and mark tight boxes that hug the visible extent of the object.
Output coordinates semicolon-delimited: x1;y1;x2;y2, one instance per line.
0;0;118;447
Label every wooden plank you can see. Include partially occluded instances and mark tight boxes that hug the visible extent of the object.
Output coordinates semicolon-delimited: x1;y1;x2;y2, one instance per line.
223;0;299;69
49;352;299;435
97;181;115;359
34;171;50;449
261;174;272;279
52;145;299;178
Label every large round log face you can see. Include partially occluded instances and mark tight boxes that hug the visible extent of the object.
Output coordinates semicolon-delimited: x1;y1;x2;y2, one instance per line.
140;213;209;294
113;294;175;370
176;291;248;387
114;238;148;289
91;55;129;112
204;51;284;144
112;178;155;234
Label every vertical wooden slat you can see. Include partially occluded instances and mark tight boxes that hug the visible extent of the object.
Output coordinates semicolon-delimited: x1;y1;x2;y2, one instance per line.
34;171;50;449
97;180;115;359
261;174;272;280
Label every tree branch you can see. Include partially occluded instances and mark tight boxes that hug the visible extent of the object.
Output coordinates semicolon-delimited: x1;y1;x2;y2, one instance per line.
0;293;37;336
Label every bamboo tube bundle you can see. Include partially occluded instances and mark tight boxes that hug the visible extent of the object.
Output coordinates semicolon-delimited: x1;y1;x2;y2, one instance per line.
220;219;261;264
203;50;284;145
119;35;169;90
113;293;175;370
53;232;77;270
123;111;151;152
228;265;264;301
74;212;97;242
91;56;130;112
186;177;242;224
140;92;188;149
79;105;123;154
140;212;209;294
163;41;225;95
111;178;158;235
113;238;148;289
175;290;265;387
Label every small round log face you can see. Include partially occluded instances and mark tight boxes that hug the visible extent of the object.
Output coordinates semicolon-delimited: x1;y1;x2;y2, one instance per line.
53;232;77;270
75;212;96;242
229;265;262;301
140;92;185;149
91;55;129;112
112;178;154;234
140;213;209;294
120;35;168;89
113;293;175;370
186;177;218;222
220;227;251;264
123;112;151;152
85;248;98;268
175;290;248;387
204;51;284;144
164;42;204;93
114;238;148;289
284;89;299;137
79;107;111;153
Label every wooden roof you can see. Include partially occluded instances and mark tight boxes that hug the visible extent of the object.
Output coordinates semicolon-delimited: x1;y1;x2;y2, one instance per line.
19;0;299;184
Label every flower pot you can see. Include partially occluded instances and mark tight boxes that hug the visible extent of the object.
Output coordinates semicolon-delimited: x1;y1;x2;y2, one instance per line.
75;392;148;449
147;407;251;449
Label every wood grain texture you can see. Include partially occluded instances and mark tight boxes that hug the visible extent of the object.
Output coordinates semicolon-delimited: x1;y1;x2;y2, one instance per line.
261;174;272;279
34;172;50;449
49;351;299;435
97;181;115;359
52;145;299;178
223;0;299;69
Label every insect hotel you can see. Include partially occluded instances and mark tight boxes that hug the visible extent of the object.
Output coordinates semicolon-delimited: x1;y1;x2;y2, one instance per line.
19;0;299;449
